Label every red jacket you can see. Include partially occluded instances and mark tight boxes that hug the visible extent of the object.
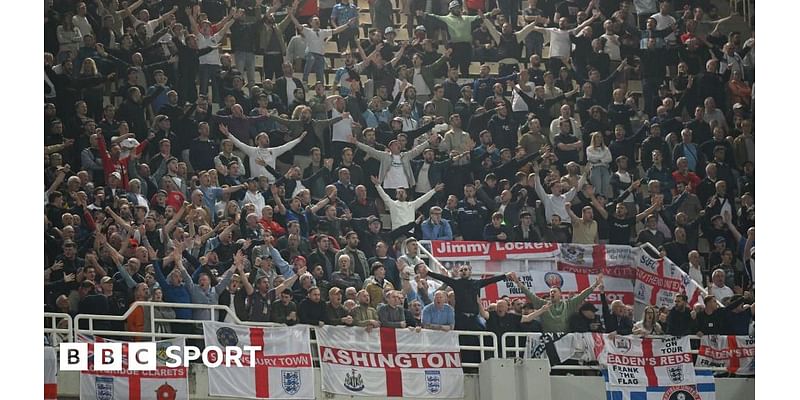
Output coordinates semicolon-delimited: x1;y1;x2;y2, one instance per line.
97;137;149;189
671;170;701;193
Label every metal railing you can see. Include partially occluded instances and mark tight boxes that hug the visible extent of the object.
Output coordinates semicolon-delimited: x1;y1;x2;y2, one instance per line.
500;332;732;372
731;0;753;27
44;312;73;347
55;303;747;374
71;301;497;367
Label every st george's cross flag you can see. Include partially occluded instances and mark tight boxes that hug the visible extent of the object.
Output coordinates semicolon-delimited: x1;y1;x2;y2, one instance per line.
316;326;464;398
696;335;755;376
202;321;314;399
603;335;696;388
77;334;189;400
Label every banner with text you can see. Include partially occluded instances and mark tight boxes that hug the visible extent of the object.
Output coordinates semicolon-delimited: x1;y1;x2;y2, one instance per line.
604;369;716;400
555;244;637;279
78;334;188;400
202;321;314;399
526;332;605;366
632;248;706;309
317;326;464;398
480;271;633;308
427;241;708;309
696;335;755;376
429;240;558;272
603;335;696;388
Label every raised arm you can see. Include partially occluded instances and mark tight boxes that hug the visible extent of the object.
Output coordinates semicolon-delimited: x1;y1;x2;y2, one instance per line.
268;246;295;278
508;272;547;307
479;272;511;288
571;273;602;304
635;201;659;222
570;10;600;34
477;296;490;320
724;211;743;243
104;206;133;233
234;251;254;296
482;17;501;44
218;124;257;155
515;20;541;42
332;17;356;35
521;303;551;323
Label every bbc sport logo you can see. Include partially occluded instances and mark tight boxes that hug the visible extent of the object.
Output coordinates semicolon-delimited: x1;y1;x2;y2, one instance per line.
60;342;265;371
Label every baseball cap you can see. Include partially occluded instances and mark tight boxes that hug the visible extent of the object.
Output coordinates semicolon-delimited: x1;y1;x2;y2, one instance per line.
293;255;307;265
384;27;395;34
367;215;381;224
110;172;121;180
713;236;726;244
519;210;532;218
415;25;426;32
449;1;461;9
711;215;724;223
100;276;113;284
392;116;403;123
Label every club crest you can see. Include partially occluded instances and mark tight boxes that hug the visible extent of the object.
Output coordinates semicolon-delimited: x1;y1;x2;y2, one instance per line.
216;327;239;347
344;369;364;392
95;376;114;400
668;365;685;384
425;370;442;394
281;369;301;395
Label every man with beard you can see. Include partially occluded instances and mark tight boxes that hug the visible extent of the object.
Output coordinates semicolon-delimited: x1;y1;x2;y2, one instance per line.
423;264;512;331
509;272;603;333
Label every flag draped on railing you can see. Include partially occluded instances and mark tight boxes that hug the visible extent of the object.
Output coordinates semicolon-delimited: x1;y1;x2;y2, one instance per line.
202;321;315;399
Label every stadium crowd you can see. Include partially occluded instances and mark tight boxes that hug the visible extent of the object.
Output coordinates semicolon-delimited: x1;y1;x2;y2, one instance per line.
44;0;755;345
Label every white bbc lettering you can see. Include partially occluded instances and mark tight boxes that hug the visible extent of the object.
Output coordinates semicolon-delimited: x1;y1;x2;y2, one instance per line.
127;342;157;371
94;343;123;371
59;343;88;371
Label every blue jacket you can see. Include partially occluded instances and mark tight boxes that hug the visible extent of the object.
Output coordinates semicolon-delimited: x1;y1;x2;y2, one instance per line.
421;219;454;240
153;258;193;319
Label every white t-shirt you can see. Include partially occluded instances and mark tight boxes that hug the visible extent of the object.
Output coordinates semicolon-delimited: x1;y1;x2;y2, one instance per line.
650;13;677;44
198;32;224;65
708;284;734;301
383;155;408;189
512;82;536;112
413;68;430;96
546;28;572;59
331;109;353;143
303;27;333;55
601;33;621;61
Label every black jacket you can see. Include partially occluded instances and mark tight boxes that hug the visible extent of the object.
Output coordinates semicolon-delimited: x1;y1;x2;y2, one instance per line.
666;306;693;336
601;293;633;335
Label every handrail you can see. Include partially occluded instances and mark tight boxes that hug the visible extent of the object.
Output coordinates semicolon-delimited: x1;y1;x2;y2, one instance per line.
499;332;736;372
73;302;496;367
62;304;752;376
44;312;73;347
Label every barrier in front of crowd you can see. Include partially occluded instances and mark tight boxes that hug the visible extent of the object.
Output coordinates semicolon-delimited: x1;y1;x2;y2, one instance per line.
70;301;498;368
61;301;747;373
44;312;73;347
499;332;733;372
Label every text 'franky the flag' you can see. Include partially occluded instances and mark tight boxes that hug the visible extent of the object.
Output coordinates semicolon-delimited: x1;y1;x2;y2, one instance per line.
317;326;464;398
202;321;314;399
